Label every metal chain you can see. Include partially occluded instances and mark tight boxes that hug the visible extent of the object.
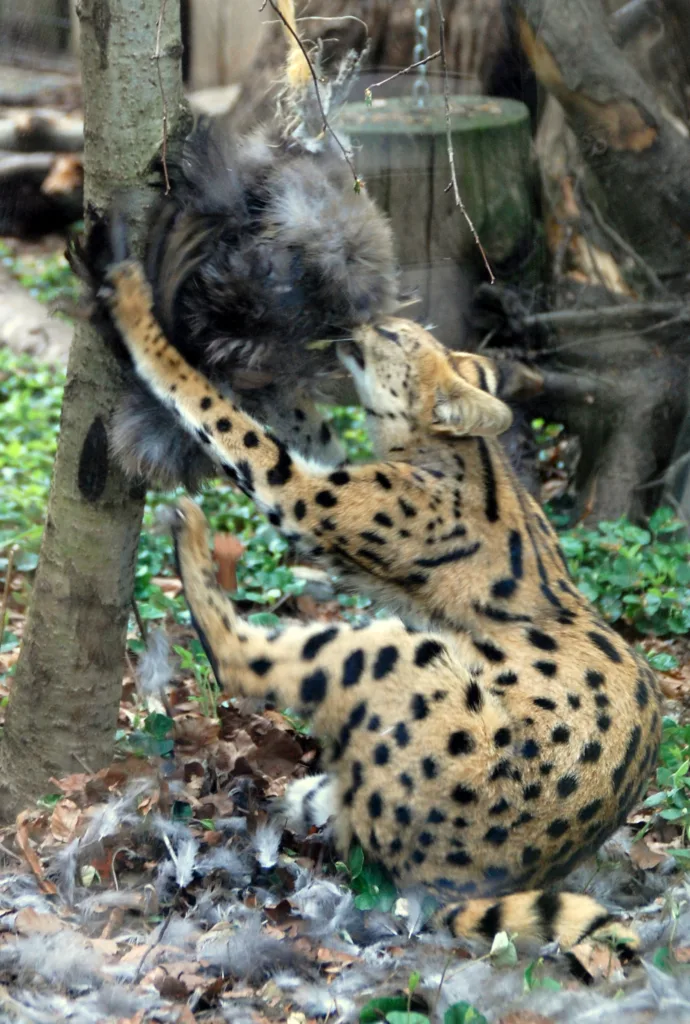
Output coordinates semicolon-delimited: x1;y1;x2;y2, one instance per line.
412;0;431;107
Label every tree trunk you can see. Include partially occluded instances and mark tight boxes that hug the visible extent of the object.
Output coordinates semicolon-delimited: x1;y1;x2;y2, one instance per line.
0;0;186;821
500;0;690;522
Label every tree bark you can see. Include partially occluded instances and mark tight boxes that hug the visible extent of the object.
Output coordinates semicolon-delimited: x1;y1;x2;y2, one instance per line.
514;0;690;285
0;0;186;821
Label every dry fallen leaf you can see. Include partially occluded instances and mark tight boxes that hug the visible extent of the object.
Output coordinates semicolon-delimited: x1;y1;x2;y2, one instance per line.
49;798;82;842
15;811;57;895
628;837;670;870
14;908;66;935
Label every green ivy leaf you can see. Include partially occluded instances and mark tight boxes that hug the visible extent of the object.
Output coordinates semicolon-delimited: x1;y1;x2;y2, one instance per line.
443;1003;488;1024
359;997;408;1022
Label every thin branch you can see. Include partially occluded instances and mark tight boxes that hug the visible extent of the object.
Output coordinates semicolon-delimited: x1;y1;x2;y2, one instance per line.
266;0;362;191
365;50;441;95
131;596;148;644
0;546;17;652
152;0;170;194
434;0;494;283
586;197;666;295
522;301;689;332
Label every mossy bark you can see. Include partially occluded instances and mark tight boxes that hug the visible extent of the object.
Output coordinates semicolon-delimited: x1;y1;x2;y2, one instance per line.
0;0;186;821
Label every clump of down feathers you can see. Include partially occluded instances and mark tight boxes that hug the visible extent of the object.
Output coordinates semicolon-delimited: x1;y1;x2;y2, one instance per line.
70;19;399;491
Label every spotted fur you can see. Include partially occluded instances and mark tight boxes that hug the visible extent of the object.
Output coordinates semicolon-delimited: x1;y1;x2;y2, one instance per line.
104;260;661;950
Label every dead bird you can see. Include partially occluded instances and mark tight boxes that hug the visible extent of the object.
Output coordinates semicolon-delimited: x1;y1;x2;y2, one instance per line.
71;0;398;491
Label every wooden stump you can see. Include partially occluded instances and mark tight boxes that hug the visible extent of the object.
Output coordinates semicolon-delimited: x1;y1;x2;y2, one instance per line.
339;95;539;346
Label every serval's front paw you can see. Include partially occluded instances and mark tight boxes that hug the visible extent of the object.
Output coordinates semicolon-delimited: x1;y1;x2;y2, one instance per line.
102;259;154;334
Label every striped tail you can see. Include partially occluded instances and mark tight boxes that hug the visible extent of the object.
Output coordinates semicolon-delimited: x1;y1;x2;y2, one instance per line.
440;890;638;954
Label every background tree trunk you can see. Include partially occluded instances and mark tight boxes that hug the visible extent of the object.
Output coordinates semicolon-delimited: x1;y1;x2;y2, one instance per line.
0;0;186;821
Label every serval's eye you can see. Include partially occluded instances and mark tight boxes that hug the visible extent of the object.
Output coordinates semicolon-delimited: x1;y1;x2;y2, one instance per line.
375;326;400;345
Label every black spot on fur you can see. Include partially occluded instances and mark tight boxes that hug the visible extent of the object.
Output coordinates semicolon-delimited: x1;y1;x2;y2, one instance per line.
200;396;212;410
578;799;603;823
395;805;412;825
528;629;558;652
428;808;446;824
580;741;602;763
465;680;484;712
522;846;541;867
446;849;473;869
266;443;293;485
534;660;557;677
373;646;399;679
523;783;542;800
342;649;365;687
328;470;350;486
636;677;649;708
546;819;569;838
587;630;622;663
374;743;389;765
521;739;540;759
315;490;337;508
414;639;445;667
496;670;518;686
473;639;505;663
552;725;570;743
494;728;511;747
394;722;411;747
489;798;510;816
585;669;605;689
422;757;439;779
492;578;516;598
300;669;328;704
398;497;417;518
597;713;612;732
293;499;306;520
368;792;383;818
557;774;578;798
243;430;258;447
452;784;478;805
448;730;475;756
375;472;392;490
302;627;338;660
249;657;273;676
567;693;581;709
533;697;557;711
374;511;393;527
410;694;429;720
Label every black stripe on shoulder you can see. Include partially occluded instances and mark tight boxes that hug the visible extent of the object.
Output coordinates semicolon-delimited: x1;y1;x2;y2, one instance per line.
476;438;499;523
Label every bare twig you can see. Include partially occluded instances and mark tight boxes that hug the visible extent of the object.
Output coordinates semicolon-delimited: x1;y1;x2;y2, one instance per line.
434;0;494;283
523;301;689;331
152;0;170;194
131;597;148;644
0;546;17;651
0;840;22;863
587;197;666;295
365;50;441;95
134;911;173;983
267;0;362;191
